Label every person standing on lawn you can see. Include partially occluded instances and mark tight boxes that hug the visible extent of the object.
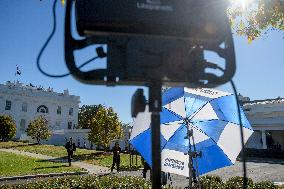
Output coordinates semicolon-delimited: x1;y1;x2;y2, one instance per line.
141;157;151;179
111;142;121;172
65;137;76;166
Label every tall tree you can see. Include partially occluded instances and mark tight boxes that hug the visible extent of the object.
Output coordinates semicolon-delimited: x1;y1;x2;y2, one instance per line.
228;0;284;42
26;116;51;144
87;105;123;151
0;115;16;141
78;104;103;129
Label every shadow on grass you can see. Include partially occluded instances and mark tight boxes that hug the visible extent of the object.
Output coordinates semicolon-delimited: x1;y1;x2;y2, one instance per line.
72;151;111;162
0;143;38;149
119;166;143;171
33;164;69;170
35;152;111;164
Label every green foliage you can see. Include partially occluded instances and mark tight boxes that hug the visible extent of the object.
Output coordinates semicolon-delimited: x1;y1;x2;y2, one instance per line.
0;115;16;140
87;105;123;150
228;0;284;42
0;151;83;177
199;175;224;189
26;116;51;144
225;176;254;189
0;171;280;189
78;104;103;129
253;181;279;189
0;175;152;189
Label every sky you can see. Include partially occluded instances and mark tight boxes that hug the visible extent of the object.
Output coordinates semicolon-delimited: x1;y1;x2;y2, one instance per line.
0;0;283;124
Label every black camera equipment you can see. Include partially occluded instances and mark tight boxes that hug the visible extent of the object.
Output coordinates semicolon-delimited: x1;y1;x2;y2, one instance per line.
65;0;235;88
64;1;236;188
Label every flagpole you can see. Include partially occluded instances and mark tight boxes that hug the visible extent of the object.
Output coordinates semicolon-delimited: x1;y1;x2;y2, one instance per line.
15;65;22;81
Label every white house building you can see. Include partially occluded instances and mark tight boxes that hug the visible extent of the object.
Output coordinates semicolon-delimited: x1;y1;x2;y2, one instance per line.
0;81;130;150
0;81;80;142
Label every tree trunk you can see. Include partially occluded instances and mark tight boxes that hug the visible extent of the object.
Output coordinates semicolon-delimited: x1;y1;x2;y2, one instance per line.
37;138;40;144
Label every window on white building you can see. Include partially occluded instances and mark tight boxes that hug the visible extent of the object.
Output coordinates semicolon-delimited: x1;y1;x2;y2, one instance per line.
5;100;11;110
20;119;26;131
37;105;48;113
69;108;73;116
22;102;28;112
55;121;61;127
57;106;61;115
68;121;72;129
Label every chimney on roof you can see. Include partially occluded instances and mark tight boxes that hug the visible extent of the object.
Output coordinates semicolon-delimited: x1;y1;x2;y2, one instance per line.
64;89;69;95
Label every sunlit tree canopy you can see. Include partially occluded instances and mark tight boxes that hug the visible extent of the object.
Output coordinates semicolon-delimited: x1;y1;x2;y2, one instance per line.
26;116;51;144
84;105;123;150
228;0;284;42
0;115;16;141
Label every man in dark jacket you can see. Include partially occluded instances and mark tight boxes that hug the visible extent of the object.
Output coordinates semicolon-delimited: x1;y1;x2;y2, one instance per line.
65;137;76;166
111;142;121;172
141;157;151;179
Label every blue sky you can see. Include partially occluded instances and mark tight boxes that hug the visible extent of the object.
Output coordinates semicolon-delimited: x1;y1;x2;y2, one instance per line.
0;0;283;124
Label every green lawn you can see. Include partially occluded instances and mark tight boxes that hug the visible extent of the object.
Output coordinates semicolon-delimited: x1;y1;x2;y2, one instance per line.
0;141;95;158
80;153;142;170
0;141;143;169
0;151;84;177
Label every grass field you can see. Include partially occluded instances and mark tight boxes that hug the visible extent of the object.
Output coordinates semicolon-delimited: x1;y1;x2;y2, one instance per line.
0;151;83;177
0;141;143;169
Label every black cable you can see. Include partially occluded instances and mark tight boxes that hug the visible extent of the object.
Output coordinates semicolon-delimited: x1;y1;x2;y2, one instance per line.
205;62;247;188
36;0;100;78
230;79;248;189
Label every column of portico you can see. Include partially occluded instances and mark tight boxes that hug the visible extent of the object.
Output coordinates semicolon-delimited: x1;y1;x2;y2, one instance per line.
261;130;267;149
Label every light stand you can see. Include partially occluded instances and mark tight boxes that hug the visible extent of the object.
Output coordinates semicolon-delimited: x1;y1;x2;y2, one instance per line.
149;82;162;189
184;119;202;189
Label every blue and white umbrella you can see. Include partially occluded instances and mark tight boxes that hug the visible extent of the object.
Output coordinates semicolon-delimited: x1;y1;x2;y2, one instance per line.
130;87;254;176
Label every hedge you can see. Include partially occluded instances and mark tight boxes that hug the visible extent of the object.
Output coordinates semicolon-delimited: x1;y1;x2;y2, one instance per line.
0;176;152;189
0;175;282;189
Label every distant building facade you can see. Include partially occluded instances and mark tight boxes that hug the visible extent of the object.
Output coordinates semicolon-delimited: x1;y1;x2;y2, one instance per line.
0;81;130;150
240;95;284;150
0;81;80;141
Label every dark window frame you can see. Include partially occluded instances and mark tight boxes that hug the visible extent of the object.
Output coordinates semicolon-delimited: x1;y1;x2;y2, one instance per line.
5;100;12;110
68;121;72;129
57;106;61;115
37;105;49;113
69;108;73;116
22;102;28;112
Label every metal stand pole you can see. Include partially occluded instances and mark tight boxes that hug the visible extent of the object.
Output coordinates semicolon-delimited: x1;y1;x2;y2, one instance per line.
185;119;201;189
149;82;162;189
129;132;132;169
187;128;193;189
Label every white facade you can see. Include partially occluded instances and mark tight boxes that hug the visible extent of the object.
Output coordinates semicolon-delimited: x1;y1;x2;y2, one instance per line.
0;81;131;150
241;97;284;150
0;81;80;139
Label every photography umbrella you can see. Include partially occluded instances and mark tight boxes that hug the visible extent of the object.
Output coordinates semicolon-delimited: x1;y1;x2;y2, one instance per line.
130;87;253;177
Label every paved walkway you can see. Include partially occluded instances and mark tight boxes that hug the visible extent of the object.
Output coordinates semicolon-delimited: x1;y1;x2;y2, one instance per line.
0;148;110;175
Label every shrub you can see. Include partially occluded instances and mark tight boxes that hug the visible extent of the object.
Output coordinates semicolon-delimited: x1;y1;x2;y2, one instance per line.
0;115;16;141
0;175;152;189
253;181;279;189
225;176;254;189
200;175;224;189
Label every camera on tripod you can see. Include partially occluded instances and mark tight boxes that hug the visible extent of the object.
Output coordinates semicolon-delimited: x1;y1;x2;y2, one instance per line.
65;0;236;87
